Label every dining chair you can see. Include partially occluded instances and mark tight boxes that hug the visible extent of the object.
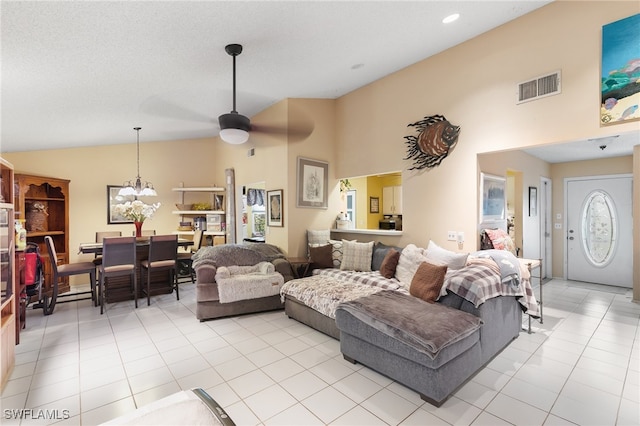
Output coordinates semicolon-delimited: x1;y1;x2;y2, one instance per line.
177;229;204;283
98;236;137;314
140;234;179;306
44;236;97;313
93;231;123;266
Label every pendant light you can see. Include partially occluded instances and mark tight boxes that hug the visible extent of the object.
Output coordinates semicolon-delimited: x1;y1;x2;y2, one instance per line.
119;127;157;196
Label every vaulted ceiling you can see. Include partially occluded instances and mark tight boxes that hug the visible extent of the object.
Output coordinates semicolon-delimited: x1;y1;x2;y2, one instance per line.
1;1;553;153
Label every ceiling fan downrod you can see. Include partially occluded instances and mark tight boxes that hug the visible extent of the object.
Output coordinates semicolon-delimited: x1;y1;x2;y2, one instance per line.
218;43;250;144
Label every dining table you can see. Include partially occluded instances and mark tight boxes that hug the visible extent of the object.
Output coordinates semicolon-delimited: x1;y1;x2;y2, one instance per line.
78;237;195;303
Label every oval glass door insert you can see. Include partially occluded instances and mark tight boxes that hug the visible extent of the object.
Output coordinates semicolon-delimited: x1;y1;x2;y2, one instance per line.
581;190;617;266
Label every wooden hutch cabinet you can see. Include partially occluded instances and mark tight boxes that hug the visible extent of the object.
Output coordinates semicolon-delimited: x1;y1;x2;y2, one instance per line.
14;174;70;297
1;158;16;391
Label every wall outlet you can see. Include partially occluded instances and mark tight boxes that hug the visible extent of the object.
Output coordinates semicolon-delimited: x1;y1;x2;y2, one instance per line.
554;223;562;229
447;231;457;241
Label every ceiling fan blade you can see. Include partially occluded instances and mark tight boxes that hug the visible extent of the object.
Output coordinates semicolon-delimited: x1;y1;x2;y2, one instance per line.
140;95;215;124
251;121;315;142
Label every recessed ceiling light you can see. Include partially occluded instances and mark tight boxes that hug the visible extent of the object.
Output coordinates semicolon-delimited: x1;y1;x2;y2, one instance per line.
442;13;459;24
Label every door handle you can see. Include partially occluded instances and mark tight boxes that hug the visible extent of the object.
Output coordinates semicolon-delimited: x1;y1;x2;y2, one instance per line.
569;236;574;240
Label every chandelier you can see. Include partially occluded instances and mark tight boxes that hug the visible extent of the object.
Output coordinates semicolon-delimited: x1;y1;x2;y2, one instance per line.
119;127;157;197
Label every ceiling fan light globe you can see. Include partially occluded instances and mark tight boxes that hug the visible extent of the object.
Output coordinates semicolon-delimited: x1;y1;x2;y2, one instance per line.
218;112;251;144
220;128;250;144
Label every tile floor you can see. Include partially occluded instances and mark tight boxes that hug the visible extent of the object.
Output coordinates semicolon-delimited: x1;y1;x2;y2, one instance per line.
2;279;639;425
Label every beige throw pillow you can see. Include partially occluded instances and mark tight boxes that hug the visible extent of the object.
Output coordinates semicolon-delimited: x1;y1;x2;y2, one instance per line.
426;240;468;270
340;240;374;272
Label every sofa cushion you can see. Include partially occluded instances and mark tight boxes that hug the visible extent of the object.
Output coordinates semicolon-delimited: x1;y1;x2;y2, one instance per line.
395;244;428;287
335;290;482;365
371;242;403;271
379;248;401;279
340;240;374;272
309;244;334;269
426;240;468;270
409;261;448;303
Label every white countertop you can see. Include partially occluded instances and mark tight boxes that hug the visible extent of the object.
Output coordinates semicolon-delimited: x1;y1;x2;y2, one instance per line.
331;228;403;236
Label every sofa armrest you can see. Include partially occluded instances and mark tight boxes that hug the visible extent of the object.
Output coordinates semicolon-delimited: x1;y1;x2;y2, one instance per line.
273;258;294;282
195;264;217;283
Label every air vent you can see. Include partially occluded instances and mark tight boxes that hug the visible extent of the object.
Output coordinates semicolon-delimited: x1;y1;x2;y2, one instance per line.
517;70;561;104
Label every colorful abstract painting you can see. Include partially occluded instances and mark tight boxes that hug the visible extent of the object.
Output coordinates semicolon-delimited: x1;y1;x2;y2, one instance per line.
600;13;640;125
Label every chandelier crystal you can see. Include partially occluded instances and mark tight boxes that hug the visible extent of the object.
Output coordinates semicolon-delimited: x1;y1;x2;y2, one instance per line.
119;127;157;197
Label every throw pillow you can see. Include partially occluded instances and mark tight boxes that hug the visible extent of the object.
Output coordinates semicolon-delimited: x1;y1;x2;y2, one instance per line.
483;228;517;256
340;240;374;272
395;244;428;287
328;239;345;268
409;261;448;303
309;244;334;269
307;229;330;256
371;242;403;271
379;248;400;279
426;240;468;270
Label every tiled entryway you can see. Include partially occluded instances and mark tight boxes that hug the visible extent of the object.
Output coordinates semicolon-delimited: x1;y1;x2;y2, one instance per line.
2;279;638;425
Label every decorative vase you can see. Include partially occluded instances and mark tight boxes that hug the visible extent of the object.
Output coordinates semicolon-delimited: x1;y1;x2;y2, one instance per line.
134;221;143;238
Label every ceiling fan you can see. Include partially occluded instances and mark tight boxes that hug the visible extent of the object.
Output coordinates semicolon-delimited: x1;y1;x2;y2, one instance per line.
218;44;251;144
140;43;314;143
217;43;314;145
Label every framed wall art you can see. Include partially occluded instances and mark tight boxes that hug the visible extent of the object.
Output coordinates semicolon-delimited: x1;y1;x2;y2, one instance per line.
600;13;640;125
370;196;380;213
267;189;283;227
479;173;506;224
296;157;328;209
107;185;135;224
529;186;538;217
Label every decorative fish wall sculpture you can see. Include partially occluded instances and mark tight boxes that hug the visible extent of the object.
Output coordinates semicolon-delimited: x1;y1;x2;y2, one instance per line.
403;114;460;170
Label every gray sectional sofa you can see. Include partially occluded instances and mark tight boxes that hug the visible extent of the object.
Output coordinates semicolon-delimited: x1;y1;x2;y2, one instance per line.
280;238;539;406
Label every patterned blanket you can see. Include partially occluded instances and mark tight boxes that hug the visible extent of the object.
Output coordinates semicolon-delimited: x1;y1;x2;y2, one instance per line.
312;269;403;290
281;258;540;319
443;258;540;317
280;275;396;318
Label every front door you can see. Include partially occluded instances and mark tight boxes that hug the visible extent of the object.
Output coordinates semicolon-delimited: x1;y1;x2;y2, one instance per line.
566;175;632;287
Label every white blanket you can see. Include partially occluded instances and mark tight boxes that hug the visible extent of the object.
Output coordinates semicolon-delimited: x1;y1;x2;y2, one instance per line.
216;262;284;303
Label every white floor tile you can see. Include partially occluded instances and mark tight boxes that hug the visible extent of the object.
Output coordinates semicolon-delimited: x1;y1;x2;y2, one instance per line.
332;405;388;425
227;369;275;398
243;384;297;421
6;279;637;426
280;370;328;400
332;371;383;404
359;388;419;425
302;386;357;424
485;393;548;425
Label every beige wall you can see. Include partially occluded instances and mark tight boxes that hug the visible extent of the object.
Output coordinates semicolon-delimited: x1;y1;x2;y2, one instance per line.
4;138;217;266
3;1;639;295
335;1;639;293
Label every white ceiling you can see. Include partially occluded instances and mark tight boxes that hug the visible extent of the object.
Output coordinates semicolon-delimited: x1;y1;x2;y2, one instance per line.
1;0;555;153
523;131;640;164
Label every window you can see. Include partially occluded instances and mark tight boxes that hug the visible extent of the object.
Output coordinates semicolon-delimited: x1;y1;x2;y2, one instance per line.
346;190;356;224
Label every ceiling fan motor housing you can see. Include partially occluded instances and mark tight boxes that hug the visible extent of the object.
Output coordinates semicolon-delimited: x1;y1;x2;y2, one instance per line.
219;111;250;132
